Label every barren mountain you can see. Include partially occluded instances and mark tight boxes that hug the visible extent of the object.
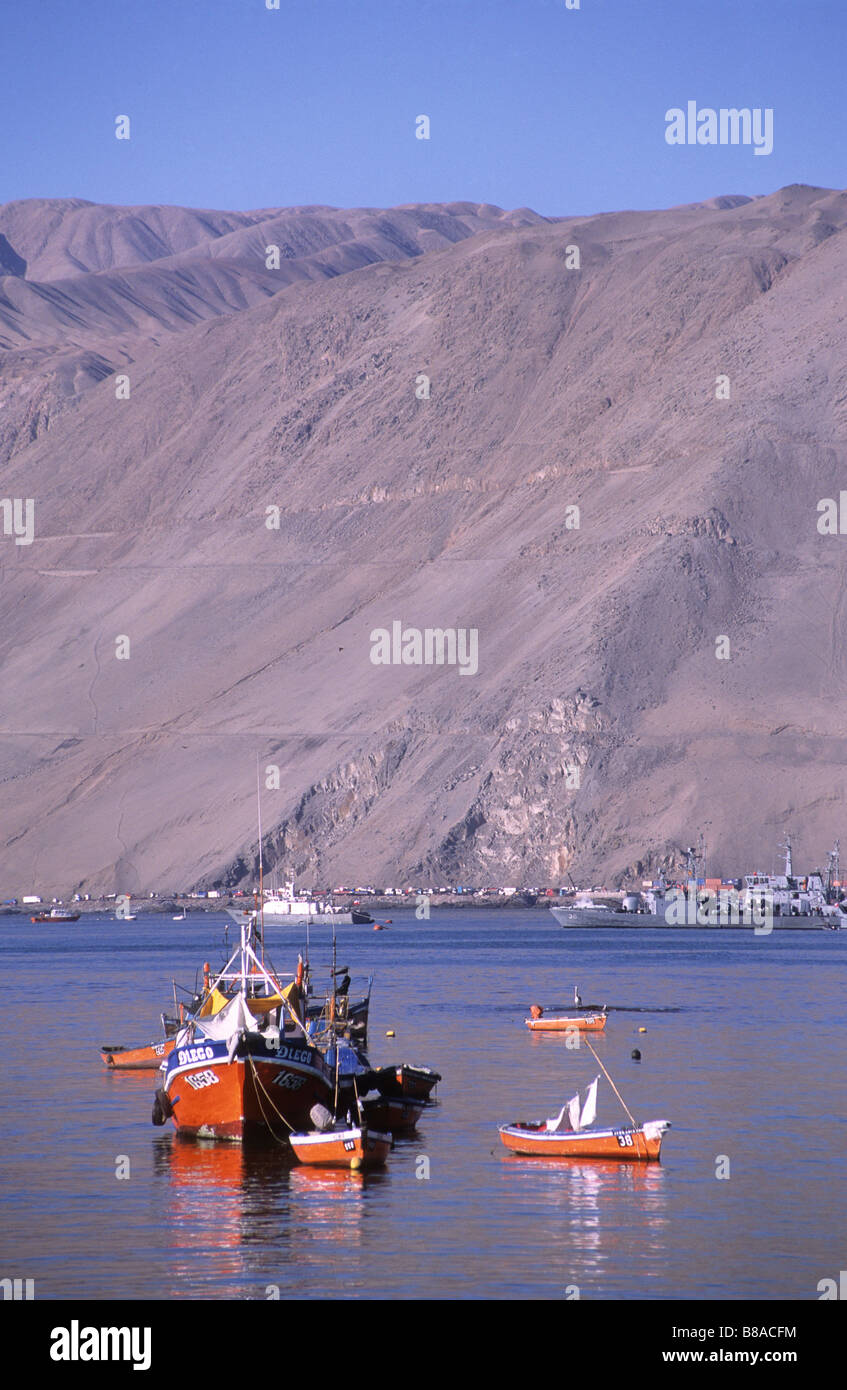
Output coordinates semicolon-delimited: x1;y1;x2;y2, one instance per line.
2;185;846;895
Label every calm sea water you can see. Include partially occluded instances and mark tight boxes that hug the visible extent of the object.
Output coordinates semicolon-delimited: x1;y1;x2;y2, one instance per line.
1;909;844;1301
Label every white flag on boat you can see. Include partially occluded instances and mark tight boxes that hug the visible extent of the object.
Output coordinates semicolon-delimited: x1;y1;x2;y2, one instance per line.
567;1093;582;1132
579;1076;600;1130
546;1094;579;1132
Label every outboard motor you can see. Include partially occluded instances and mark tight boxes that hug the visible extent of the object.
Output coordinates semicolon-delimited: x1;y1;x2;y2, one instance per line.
310;1104;334;1132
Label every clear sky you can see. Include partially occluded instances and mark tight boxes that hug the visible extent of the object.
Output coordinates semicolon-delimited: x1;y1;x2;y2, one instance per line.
4;0;845;216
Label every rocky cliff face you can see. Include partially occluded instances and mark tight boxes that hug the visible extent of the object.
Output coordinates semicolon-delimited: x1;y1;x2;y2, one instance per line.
2;186;846;893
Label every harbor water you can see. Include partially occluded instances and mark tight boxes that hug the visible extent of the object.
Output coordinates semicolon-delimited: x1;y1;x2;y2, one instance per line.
1;909;844;1300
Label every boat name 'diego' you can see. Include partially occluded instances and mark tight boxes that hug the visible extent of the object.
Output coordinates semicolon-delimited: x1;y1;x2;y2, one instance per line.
177;1045;216;1065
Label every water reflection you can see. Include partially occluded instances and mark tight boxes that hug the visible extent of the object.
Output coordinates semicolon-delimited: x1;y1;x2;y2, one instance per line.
288;1165;387;1252
498;1156;670;1290
153;1134;388;1290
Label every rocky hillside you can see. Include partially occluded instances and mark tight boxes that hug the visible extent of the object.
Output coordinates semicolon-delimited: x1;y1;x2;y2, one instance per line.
1;185;846;893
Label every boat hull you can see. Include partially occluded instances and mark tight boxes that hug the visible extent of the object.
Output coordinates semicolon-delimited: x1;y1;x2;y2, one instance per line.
361;1096;426;1132
102;1039;175;1070
289;1125;391;1168
551;906;664;928
551;905;842;930
374;1064;441;1101
227;907;360;926
161;1037;333;1141
499;1120;669;1161
525;1013;607;1032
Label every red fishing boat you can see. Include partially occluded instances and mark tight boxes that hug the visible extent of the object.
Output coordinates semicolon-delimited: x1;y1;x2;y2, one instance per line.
289;1124;391;1170
152;918;333;1142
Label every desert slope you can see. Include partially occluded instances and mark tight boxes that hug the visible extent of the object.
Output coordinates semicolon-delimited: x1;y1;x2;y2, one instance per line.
2;185;846;893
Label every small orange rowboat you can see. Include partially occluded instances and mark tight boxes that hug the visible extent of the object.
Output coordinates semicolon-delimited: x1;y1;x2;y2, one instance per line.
101;1039;175;1070
525;1012;607;1032
499;1118;670;1161
500;1047;670;1162
289;1124;392;1170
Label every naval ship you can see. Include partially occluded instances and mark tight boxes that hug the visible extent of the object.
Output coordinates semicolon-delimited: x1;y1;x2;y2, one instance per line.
550;838;847;930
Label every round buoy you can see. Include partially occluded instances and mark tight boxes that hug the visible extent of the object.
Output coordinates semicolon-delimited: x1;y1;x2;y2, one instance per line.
631;1048;641;1061
350;1156;362;1172
386;1029;395;1037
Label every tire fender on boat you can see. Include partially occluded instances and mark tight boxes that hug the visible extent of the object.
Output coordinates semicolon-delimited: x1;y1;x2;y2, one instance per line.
151;1088;175;1126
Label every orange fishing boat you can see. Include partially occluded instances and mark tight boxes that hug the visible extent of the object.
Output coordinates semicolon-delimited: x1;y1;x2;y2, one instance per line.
152;917;333;1141
499;1039;670;1162
525;1010;607;1033
289;1124;391;1169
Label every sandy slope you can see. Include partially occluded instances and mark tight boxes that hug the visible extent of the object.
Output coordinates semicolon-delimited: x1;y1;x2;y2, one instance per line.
1;186;846;893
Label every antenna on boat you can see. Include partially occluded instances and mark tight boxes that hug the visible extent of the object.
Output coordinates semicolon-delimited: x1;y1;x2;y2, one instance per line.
330;922;337;1031
581;1036;636;1127
256;753;265;964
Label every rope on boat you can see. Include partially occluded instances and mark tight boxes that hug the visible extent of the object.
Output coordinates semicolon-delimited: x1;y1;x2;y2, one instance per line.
581;1037;637;1128
246;1054;295;1143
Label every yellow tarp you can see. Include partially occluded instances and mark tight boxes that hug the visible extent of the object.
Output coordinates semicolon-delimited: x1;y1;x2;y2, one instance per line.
198;987;228;1017
246;993;284;1016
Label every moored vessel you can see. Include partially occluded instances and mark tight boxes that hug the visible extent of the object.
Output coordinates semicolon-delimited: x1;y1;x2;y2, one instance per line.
360;1095;426;1133
370;1063;441;1101
525;1010;607;1032
499;1038;670;1163
499;1117;670;1161
152;919;333;1141
231;881;373;926
289;1123;391;1170
102;1038;175;1070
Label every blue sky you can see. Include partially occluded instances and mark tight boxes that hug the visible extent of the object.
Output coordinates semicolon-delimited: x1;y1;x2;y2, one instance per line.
4;0;845;215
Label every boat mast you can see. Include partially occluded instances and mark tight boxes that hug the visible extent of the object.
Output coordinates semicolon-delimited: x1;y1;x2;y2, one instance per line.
582;1036;636;1126
256;754;265;965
